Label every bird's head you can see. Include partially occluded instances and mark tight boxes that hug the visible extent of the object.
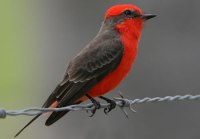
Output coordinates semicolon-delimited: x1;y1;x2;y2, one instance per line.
104;4;156;39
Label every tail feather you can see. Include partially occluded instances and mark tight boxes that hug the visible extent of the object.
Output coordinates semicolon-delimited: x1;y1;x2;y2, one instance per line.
14;114;41;138
45;101;82;126
45;111;69;126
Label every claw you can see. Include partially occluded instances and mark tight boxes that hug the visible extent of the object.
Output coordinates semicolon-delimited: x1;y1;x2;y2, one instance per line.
86;109;96;117
99;96;116;114
104;108;109;114
90;102;100;117
86;94;101;117
93;101;101;109
88;109;96;117
103;101;116;114
90;101;101;117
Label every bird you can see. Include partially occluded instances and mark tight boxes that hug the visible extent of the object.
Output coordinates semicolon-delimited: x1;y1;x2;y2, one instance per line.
14;4;156;137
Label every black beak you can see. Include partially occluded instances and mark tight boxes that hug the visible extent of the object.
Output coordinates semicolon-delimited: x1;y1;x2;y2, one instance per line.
140;14;157;20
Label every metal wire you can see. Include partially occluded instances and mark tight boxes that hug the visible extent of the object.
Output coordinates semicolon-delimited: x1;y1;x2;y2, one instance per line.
0;94;200;118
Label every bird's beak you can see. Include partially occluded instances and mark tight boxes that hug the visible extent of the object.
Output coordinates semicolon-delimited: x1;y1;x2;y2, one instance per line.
139;14;157;20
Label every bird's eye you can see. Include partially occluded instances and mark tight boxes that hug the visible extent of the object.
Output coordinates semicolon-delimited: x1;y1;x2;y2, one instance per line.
123;10;133;16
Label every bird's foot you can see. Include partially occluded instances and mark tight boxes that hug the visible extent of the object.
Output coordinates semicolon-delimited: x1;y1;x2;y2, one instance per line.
89;100;101;117
86;94;101;117
99;96;116;114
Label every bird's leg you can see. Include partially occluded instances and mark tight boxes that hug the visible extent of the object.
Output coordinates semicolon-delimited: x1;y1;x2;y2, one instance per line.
99;96;116;114
86;94;101;117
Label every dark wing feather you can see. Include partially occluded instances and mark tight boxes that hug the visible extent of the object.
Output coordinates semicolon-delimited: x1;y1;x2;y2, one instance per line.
45;35;124;125
14;32;124;137
15;27;124;138
14;31;124;137
67;39;123;83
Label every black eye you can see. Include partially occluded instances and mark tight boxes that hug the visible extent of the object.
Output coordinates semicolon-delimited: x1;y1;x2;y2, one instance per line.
123;10;133;16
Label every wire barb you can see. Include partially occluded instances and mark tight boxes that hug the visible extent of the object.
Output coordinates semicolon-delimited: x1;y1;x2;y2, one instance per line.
0;94;200;119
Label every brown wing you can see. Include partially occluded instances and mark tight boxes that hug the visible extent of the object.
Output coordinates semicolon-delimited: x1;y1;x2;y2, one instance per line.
14;31;124;137
44;34;124;125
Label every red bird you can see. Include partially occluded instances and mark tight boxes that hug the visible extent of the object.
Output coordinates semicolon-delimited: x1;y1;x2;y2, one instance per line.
15;4;156;137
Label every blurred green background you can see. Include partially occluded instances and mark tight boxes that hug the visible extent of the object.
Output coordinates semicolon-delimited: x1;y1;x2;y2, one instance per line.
0;1;35;139
1;1;200;139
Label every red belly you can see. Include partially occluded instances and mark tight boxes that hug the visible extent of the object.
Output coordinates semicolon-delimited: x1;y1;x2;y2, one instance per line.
82;38;139;100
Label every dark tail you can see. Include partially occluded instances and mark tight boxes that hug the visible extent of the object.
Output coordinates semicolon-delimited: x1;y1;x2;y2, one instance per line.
45;110;69;126
14;114;41;138
45;101;82;126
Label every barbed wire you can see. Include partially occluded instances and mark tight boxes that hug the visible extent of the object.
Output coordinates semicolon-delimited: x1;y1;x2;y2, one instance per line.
0;94;200;119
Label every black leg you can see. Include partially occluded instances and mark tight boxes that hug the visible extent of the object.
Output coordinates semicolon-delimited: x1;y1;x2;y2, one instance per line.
86;94;101;117
99;96;116;114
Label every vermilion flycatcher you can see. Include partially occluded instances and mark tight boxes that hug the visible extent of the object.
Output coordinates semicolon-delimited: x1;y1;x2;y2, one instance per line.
15;4;156;137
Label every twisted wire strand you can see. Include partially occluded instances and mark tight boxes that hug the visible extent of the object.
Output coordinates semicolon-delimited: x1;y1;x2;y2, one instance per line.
0;94;199;118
